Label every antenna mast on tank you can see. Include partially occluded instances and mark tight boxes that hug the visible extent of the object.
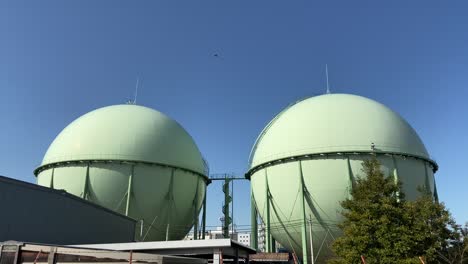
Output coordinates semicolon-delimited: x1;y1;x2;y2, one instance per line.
134;77;139;104
326;64;331;94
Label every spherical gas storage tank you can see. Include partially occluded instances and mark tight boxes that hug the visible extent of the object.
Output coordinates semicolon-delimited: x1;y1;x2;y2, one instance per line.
34;104;208;241
246;94;438;263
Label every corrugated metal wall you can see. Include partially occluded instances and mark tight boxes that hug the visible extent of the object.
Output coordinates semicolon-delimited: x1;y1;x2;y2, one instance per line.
0;176;136;245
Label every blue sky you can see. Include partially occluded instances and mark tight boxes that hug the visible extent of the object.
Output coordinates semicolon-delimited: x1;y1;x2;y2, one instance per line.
1;1;467;228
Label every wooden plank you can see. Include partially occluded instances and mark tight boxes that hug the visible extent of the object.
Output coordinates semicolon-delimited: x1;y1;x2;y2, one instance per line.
13;246;21;264
47;247;56;264
249;253;289;262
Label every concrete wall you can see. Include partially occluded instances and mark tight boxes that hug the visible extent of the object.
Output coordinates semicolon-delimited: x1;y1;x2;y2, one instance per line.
0;175;136;245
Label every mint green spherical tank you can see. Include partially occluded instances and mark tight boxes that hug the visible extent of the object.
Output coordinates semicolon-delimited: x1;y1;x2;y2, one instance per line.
34;105;208;242
247;94;438;263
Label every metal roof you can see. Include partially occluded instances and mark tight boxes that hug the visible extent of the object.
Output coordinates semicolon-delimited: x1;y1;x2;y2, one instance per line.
0;175;135;222
72;239;255;251
71;239;256;259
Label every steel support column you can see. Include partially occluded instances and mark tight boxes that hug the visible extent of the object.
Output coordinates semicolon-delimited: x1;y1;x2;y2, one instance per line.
193;179;200;240
125;165;134;216
166;169;175;241
392;156;400;202
251;189;258;250
50;168;55;188
346;156;354;198
264;169;271;253
194;215;198;240
82;164;90;200
202;191;207;239
165;218;171;241
299;161;309;264
309;215;315;264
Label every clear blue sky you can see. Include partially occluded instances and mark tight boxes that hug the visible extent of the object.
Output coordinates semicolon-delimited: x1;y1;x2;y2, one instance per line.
1;1;467;228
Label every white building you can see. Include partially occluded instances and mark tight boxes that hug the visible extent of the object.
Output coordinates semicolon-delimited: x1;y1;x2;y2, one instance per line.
258;223;265;252
237;232;250;247
184;227;238;241
184;226;273;251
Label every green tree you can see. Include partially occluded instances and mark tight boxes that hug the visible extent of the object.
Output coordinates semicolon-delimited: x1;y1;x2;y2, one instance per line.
437;223;468;264
404;189;455;262
329;157;454;264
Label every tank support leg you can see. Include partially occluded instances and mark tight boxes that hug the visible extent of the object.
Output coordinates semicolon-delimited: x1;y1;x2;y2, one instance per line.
391;156;400;202
251;189;258;250
264;169;272;253
194;218;198;240
165;223;170;241
309;215;315;264
271;237;276;253
82;164;90;200
165;169;175;241
50;168;55;188
125;165;134;216
202;190;207;239
347;157;354;198
299;161;309;264
193;179;200;240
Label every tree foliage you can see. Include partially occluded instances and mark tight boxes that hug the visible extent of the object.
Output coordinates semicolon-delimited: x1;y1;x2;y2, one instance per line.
329;157;456;264
437;223;468;264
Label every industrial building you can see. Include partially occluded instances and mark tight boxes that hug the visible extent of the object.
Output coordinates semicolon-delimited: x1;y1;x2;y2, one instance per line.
0;241;207;264
0;175;136;245
0;93;438;264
